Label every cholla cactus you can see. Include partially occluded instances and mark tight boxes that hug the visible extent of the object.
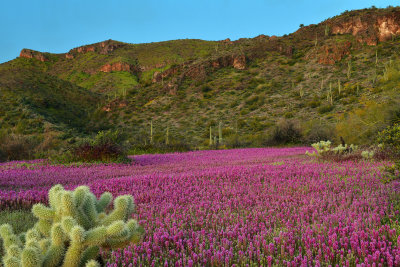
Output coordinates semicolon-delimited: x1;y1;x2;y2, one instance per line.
332;144;347;154
0;185;144;267
310;140;332;156
361;150;375;159
349;144;358;152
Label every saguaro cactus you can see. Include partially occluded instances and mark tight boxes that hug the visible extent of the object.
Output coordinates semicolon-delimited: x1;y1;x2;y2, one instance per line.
325;24;330;36
166;126;169;145
150;120;153;145
0;185;144;267
347;60;351;79
209;126;213;146
218;122;222;145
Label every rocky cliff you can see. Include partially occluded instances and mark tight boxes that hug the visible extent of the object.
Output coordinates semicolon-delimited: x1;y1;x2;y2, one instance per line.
99;62;136;73
329;8;400;45
67;39;126;58
19;49;49;62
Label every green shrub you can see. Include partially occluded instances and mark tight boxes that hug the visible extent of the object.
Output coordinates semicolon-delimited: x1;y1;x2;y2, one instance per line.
303;121;334;144
0;185;144;267
0;134;40;161
52;130;129;164
377;123;400;154
318;105;334;114
335;101;398;145
268;119;303;145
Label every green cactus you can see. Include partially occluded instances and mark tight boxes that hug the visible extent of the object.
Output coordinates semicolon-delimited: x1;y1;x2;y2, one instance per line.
299;85;304;98
218;121;222;145
209;126;212;146
166;126;169;145
347;60;351;79
150;120;153;145
0;185;144;267
324;24;330;36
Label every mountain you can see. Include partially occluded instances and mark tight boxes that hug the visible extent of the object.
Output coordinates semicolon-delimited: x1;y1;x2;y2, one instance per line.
2;6;400;149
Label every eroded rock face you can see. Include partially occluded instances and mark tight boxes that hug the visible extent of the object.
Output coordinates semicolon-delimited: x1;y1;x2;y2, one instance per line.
152;54;246;83
19;49;49;62
233;55;246;70
65;53;74;59
70;39;125;55
330;11;400;45
99;62;135;73
318;41;352;64
152;67;179;83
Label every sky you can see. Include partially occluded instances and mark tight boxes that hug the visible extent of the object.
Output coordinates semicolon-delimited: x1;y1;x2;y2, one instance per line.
0;0;398;63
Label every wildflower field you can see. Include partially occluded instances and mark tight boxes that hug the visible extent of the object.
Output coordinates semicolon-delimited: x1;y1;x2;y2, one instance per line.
1;147;400;266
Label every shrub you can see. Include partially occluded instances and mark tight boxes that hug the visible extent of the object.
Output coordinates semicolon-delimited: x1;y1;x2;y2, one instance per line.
0;185;144;267
0;134;40;161
318;105;334;114
268;120;303;145
52;130;129;164
303;122;334;144
335;101;398;145
377;123;400;155
0;148;5;162
74;130;128;163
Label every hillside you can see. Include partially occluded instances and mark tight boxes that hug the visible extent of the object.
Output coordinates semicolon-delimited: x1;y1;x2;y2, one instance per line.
2;6;400;151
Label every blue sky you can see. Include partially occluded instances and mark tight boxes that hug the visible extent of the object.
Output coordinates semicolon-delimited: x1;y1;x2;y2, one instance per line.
0;0;398;63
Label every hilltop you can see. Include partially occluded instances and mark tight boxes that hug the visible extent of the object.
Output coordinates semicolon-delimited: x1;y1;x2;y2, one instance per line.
2;6;400;156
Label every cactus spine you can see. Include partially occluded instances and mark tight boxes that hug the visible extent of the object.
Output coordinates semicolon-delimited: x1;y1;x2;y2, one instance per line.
0;185;144;267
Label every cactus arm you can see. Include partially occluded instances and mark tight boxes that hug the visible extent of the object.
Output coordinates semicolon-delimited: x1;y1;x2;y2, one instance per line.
85;260;101;267
62;226;85;267
79;246;99;267
35;220;52;237
3;256;21;267
95;192;112;213
83;227;107;246
81;194;98;226
101;196;129;225
32;204;55;221
42;245;65;267
21;247;41;267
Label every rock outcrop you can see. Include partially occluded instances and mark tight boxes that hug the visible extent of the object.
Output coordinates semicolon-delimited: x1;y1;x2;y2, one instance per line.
233;55;246;69
330;10;400;45
152;54;246;83
99;62;136;73
65;53;74;59
19;49;49;62
69;39;126;55
316;41;352;65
